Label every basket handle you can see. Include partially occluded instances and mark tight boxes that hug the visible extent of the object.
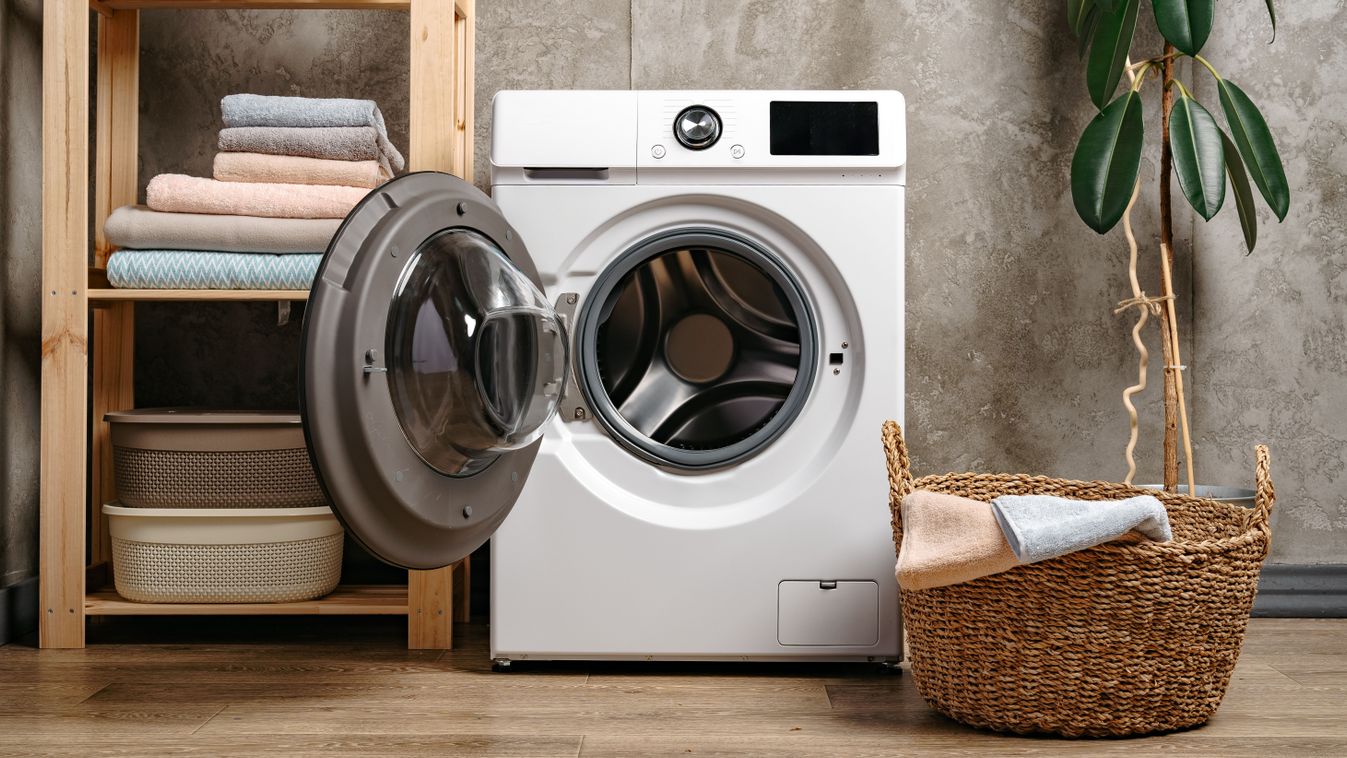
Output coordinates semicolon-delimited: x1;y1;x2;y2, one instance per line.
882;421;914;545
1251;444;1275;536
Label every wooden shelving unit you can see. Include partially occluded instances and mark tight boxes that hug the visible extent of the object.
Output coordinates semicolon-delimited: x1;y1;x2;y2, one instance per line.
88;288;311;302
84;585;410;615
40;0;476;649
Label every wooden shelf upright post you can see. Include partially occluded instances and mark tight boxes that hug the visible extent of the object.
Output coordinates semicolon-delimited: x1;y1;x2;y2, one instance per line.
40;0;93;651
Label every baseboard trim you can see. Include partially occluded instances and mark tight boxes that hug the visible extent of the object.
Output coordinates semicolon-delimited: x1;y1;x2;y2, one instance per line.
0;576;38;645
1254;564;1347;618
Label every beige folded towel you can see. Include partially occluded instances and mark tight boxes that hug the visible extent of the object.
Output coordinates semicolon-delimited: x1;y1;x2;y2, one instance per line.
213;152;390;189
896;490;1018;591
104;205;340;254
147;173;367;219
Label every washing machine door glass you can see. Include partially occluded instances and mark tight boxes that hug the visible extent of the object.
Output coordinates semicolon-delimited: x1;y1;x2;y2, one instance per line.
387;228;563;477
301;172;567;570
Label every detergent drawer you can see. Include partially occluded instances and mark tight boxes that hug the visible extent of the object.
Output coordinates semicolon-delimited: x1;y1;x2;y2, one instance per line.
777;580;880;646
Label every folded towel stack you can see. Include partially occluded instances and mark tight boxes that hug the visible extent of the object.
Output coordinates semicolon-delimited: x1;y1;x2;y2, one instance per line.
105;94;405;290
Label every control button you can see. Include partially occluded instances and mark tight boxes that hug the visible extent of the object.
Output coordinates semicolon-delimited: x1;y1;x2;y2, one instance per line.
730;144;745;159
651;144;666;159
673;105;722;150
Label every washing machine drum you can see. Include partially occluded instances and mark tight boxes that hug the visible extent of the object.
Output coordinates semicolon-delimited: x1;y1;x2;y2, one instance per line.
575;230;816;469
302;172;567;570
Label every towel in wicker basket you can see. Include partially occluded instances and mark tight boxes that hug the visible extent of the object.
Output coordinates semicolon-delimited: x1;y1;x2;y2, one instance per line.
882;420;1274;738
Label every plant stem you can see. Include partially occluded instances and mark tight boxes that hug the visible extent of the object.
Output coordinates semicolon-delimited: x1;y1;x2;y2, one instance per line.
1160;242;1199;494
1129;51;1182;70
1167;78;1194;99
1192;54;1222;80
1158;44;1181;491
1130;61;1154;91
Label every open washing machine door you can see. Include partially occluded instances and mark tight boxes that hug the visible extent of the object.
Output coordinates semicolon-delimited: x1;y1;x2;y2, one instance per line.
300;172;567;570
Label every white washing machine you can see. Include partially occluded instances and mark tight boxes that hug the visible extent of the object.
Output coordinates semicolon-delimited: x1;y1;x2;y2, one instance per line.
299;90;904;665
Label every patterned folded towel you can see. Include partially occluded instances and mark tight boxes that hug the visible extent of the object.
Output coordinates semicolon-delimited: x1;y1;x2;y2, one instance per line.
221;94;405;173
106;250;322;290
147;174;367;219
219;126;397;176
105;205;340;254
213;152;390;189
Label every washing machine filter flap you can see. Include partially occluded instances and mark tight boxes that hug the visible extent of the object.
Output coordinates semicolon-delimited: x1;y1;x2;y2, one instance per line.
300;172;568;570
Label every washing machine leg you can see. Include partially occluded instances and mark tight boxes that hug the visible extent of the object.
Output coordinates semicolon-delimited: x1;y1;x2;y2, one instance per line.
880;660;903;675
491;658;514;673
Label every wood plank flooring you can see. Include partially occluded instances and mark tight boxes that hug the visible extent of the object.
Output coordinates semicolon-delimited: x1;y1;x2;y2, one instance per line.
0;617;1343;756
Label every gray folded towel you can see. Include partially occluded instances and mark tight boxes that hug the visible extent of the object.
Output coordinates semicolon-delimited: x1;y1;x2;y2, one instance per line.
220;94;405;172
990;494;1172;564
219;126;398;176
104;205;340;254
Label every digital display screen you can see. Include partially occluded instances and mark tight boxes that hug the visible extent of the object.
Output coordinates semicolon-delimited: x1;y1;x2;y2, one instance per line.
769;101;879;156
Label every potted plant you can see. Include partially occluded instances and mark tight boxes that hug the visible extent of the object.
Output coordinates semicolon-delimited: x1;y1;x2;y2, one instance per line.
1066;0;1289;496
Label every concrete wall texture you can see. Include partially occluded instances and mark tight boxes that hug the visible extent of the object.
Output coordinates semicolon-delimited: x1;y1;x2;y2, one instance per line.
0;2;1336;575
0;0;43;590
1190;4;1347;562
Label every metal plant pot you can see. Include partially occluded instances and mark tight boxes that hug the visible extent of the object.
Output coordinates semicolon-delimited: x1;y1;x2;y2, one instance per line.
1140;484;1256;509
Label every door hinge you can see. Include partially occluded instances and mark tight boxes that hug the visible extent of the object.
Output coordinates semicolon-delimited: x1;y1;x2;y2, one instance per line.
554;292;590;422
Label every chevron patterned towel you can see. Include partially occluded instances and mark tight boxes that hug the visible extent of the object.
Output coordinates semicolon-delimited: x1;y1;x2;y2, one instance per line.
106;250;322;290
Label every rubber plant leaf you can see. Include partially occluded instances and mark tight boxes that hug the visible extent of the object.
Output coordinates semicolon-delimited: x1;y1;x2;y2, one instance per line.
1071;90;1145;233
1221;131;1259;253
1170;92;1227;220
1067;0;1096;35
1153;0;1213;55
1264;0;1277;41
1218;78;1291;220
1086;0;1141;110
1077;6;1101;59
1095;0;1119;11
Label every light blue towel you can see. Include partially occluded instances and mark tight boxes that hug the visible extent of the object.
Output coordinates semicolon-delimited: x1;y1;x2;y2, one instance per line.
106;250;321;290
220;94;405;173
990;494;1172;564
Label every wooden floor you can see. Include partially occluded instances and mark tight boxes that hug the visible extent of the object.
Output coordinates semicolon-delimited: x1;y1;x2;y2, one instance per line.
0;617;1343;757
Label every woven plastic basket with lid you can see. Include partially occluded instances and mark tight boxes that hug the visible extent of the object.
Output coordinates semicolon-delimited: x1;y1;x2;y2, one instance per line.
881;421;1275;738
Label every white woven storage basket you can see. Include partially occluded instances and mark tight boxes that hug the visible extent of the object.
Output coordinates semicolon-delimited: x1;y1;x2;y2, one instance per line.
103;503;343;604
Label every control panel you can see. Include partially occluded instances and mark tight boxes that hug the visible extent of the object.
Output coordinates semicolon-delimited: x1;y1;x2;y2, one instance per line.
637;90;904;173
490;90;906;183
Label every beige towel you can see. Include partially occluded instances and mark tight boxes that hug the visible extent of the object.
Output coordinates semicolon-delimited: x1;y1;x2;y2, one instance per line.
147;173;367;219
104;205;339;254
896;490;1018;591
213;152;390;189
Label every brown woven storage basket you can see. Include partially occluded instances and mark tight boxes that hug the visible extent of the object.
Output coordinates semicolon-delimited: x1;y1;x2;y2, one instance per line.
108;409;326;509
882;421;1274;738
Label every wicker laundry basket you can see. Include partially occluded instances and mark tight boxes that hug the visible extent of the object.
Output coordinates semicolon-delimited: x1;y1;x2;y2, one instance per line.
107;409;326;509
881;421;1274;738
104;503;343;604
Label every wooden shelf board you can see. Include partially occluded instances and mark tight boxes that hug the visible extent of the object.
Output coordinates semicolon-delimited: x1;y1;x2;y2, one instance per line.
85;585;409;616
96;1;412;10
89;287;309;302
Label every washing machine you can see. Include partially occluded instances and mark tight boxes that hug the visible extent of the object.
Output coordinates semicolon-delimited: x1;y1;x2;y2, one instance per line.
300;90;904;665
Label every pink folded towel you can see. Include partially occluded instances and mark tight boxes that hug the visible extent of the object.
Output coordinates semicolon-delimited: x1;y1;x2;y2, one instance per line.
896;490;1018;591
213;152;390;189
146;173;368;219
